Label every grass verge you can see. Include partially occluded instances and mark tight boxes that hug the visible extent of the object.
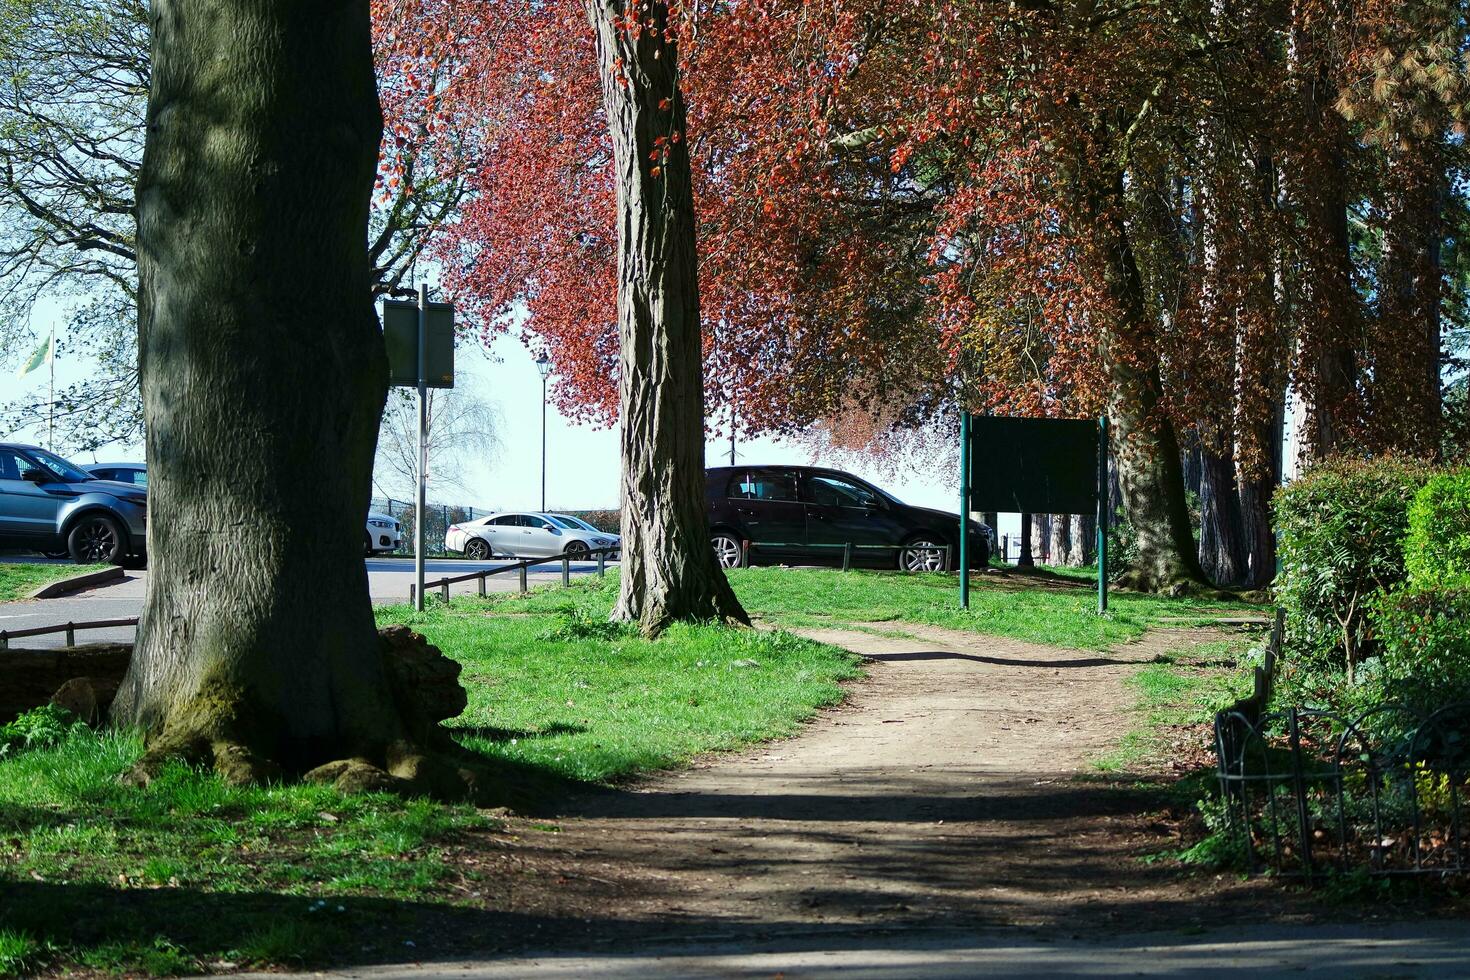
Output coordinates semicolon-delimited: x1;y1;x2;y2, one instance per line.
0;561;108;602
725;566;1260;650
1093;636;1259;774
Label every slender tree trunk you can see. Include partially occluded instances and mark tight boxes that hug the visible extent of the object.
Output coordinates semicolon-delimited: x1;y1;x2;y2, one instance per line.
112;0;454;788
584;0;747;635
1017;512;1035;567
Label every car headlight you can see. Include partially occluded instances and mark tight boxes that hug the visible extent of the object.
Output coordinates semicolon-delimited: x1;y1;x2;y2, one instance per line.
370;519;392;528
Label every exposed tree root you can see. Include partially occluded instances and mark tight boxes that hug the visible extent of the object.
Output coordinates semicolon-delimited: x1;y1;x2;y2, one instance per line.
117;626;508;804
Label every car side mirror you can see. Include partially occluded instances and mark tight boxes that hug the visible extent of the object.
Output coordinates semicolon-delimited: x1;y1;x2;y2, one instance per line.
20;467;48;483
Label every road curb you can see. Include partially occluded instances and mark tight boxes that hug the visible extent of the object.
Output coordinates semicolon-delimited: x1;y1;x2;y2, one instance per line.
29;565;125;599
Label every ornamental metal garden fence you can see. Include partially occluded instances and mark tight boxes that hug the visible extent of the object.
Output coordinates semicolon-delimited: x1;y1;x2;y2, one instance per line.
1213;699;1470;880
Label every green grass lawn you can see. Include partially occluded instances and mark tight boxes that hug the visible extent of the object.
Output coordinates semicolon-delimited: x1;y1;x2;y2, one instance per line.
0;561;107;602
376;575;862;783
725;566;1259;649
0;573;861;975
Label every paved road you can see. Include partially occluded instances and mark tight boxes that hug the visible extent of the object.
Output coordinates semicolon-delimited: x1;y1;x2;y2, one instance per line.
242;921;1470;979
0;556;614;649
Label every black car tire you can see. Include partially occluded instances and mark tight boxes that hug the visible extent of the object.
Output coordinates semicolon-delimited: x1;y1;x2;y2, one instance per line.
897;536;948;573
465;538;492;560
68;514;126;565
711;531;743;569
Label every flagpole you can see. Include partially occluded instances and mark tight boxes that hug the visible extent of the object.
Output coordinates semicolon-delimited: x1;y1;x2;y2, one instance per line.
47;328;54;451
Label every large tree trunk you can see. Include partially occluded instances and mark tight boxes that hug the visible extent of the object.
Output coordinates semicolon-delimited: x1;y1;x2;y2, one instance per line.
1068;514;1094;566
584;0;748;635
1090;170;1204;592
112;0;464;793
1373;143;1444;458
1198;443;1246;587
1049;514;1070;567
1017;513;1035;567
1285;9;1359;467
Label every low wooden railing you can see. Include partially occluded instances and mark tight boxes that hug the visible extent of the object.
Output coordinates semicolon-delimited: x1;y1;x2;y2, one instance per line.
409;547;620;604
0;617;138;650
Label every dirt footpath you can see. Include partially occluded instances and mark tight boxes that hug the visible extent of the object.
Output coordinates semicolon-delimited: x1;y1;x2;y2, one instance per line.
480;623;1281;936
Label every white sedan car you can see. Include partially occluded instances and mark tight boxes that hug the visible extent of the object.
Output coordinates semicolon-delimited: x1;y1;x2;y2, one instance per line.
447;512;619;560
366;511;402;555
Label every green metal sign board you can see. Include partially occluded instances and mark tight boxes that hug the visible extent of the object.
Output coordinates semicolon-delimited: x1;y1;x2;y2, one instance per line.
383;299;455;388
968;417;1098;513
959;415;1109;614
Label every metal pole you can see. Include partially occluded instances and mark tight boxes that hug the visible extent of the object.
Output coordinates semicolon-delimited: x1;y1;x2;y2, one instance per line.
47;328;54;452
414;283;428;612
540;375;548;512
959;413;970;608
1097;415;1109;615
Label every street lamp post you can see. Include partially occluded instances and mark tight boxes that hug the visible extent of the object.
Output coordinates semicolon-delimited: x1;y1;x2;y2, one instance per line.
536;353;551;512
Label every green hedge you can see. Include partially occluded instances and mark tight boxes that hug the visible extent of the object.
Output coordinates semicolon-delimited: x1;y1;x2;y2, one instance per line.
1273;455;1433;680
1406;471;1470;587
1370;584;1470;712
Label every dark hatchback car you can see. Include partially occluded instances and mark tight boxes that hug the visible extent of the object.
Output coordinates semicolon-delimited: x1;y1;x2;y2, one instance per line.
706;466;992;571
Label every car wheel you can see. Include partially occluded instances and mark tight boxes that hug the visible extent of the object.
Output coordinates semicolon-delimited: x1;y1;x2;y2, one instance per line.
898;537;947;573
465;538;492;560
68;515;125;565
711;532;743;569
564;540;590;560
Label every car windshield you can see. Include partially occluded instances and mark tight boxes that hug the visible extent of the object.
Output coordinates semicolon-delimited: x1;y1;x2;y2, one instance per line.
28;448;92;483
553;514;599;532
546;515;579;529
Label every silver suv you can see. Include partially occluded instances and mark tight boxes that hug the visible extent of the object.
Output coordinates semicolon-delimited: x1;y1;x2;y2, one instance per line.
0;443;147;564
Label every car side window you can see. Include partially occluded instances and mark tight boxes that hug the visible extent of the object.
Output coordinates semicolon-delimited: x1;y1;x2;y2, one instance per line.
131;470;148;487
0;451;25;481
91;469;114;481
806;473;880;509
489;516;517;526
731;470;799;502
526;516;552;530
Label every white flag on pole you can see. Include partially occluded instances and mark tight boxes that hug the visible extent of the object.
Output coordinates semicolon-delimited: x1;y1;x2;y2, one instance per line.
16;329;53;378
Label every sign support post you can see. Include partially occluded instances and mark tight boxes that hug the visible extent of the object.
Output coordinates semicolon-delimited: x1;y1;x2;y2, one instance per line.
414;283;429;613
1097;416;1108;615
959;412;971;609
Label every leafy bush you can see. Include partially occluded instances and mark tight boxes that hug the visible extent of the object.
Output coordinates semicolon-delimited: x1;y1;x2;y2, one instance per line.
1405;470;1470;587
0;703;89;759
1369;584;1470;712
1273;455;1433;681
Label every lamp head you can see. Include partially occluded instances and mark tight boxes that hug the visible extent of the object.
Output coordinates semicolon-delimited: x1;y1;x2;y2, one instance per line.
535;354;552;380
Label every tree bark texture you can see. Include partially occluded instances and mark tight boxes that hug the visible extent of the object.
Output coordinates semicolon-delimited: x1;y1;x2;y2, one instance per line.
1198;444;1246;587
1285;13;1359;466
1090;171;1204;591
1068;514;1095;566
113;0;456;789
583;0;748;635
1372;144;1444;458
1049;514;1070;568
